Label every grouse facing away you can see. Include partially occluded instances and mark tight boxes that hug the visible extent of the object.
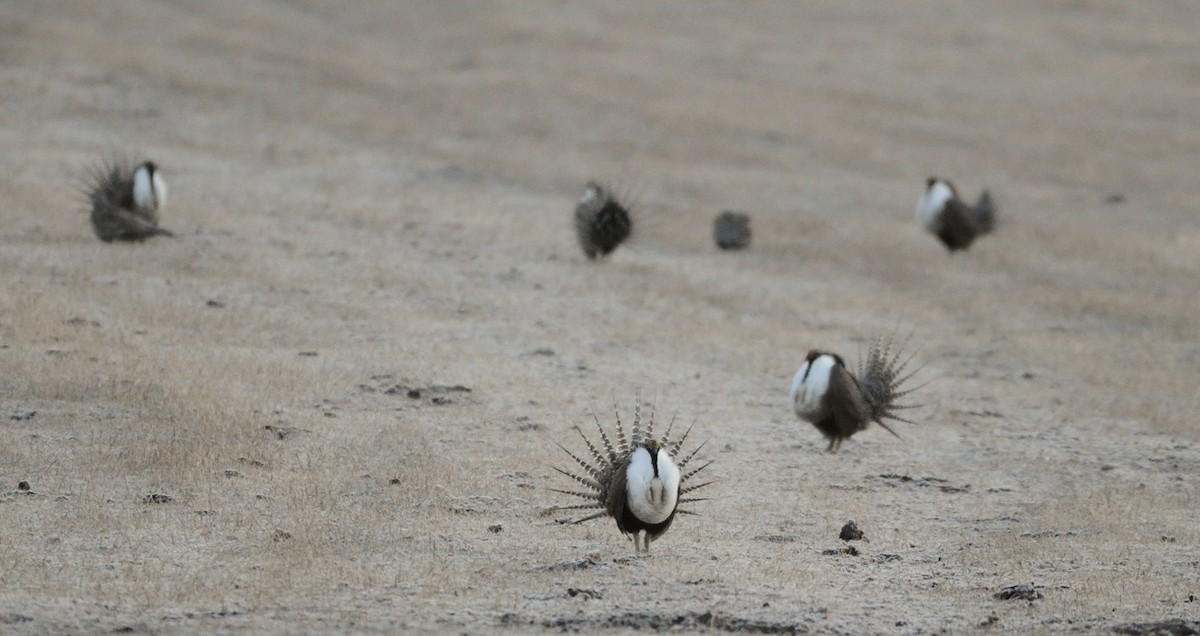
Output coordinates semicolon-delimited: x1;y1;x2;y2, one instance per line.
574;181;632;259
916;177;994;252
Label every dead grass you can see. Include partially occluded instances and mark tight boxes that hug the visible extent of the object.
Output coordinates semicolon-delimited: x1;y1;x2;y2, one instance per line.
1;1;1198;633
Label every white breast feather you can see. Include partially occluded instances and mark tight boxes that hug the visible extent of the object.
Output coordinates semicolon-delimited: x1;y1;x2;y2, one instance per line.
916;180;954;231
132;165;157;211
655;448;681;500
151;171;167;211
789;362;810;409
625;446;679;525
791;355;835;419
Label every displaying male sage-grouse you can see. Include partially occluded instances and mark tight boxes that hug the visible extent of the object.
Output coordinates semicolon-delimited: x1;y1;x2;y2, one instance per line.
791;335;922;452
574;181;632;259
551;400;713;552
916;177;994;252
86;159;173;242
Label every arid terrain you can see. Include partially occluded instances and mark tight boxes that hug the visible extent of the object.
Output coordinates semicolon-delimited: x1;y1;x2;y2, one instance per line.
1;2;1198;634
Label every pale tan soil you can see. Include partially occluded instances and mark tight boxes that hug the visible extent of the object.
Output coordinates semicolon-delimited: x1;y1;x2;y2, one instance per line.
1;2;1198;634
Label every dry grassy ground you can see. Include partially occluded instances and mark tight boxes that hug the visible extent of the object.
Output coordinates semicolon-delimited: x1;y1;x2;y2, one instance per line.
1;2;1198;634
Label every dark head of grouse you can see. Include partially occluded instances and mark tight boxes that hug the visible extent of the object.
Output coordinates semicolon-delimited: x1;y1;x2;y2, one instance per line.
550;399;713;552
574;181;632;260
916;177;995;252
85;157;174;242
790;334;924;452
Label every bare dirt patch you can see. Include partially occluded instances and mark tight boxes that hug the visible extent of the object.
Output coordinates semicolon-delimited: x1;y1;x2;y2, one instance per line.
1;2;1197;633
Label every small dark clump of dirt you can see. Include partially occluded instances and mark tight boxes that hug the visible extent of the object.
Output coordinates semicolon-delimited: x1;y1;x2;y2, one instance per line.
536;555;605;572
994;583;1042;601
1112;619;1199;635
840;519;866;541
754;534;800;543
264;425;302;439
566;588;602;600
538;610;807;634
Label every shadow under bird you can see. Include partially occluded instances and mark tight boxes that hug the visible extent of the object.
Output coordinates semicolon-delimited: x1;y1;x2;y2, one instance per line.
791;335;923;452
86;159;173;242
551;400;713;552
574;181;632;259
916;177;994;252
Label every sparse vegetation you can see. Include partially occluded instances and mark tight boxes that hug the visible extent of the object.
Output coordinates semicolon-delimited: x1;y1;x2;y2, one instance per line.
1;2;1197;634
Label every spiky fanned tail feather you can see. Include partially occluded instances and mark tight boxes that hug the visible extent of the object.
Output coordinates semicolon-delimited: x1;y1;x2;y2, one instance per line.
856;334;925;437
90;197;174;242
973;190;995;234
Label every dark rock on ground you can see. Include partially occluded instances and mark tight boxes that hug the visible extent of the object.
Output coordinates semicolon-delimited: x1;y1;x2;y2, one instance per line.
840;519;866;541
994;583;1042;601
714;210;751;250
